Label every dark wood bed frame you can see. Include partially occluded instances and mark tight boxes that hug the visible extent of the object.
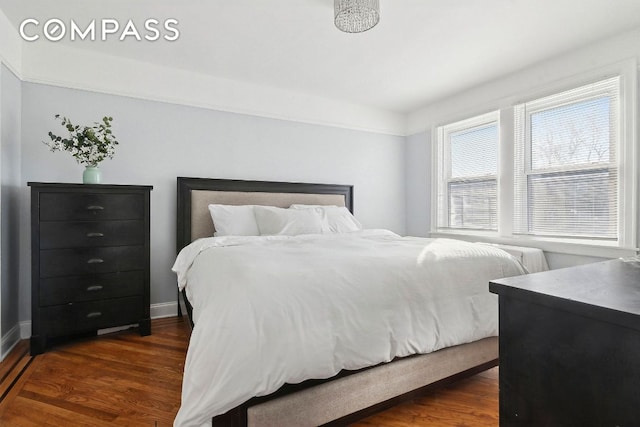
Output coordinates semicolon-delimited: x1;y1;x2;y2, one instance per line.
175;177;498;427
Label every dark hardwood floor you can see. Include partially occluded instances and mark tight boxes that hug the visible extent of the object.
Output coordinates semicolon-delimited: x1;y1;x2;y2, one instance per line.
0;317;190;426
0;317;499;426
354;367;499;427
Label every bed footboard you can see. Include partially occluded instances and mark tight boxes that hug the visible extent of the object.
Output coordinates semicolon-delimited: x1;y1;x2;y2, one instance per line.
212;336;498;427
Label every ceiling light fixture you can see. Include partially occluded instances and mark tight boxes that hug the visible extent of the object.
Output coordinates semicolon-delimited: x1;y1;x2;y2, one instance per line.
334;0;380;33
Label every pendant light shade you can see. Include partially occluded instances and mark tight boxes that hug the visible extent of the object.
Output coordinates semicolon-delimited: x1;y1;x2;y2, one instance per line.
334;0;380;33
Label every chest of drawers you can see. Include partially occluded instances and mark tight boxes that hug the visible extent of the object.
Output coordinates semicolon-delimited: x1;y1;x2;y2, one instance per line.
489;259;640;426
29;183;153;355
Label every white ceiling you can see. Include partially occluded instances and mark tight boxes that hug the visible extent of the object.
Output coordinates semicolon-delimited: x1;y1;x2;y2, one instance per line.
1;0;640;114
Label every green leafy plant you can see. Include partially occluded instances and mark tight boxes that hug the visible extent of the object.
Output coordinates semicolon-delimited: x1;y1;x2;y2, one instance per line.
45;115;119;166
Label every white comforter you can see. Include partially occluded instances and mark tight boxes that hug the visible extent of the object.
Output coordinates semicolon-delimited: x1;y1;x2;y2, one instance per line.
172;230;525;427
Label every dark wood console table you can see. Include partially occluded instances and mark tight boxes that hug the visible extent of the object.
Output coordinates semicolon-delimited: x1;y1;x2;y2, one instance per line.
489;258;640;426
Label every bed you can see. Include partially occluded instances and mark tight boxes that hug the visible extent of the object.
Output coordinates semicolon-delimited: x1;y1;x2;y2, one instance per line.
173;177;527;427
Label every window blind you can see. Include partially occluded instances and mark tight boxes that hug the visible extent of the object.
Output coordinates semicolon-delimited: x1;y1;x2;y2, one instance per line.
514;76;619;240
437;114;499;231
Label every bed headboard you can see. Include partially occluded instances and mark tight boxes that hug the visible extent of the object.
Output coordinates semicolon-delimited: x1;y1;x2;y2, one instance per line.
176;177;354;253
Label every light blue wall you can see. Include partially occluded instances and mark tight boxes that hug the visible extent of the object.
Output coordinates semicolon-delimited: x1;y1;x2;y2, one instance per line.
1;63;21;341
18;82;407;322
405;131;430;237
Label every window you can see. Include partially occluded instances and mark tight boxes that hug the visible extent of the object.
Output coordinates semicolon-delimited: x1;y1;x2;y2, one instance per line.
432;68;636;255
436;112;499;231
514;77;619;241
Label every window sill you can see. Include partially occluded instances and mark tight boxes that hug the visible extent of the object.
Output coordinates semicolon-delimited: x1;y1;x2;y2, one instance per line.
429;231;638;259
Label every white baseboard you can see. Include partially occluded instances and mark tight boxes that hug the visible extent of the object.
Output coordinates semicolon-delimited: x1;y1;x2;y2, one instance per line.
14;301;180;341
1;324;22;361
150;301;179;319
20;321;30;340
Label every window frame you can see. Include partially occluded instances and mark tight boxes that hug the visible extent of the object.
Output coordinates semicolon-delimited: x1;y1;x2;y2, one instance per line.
430;60;638;258
514;77;620;241
435;111;500;232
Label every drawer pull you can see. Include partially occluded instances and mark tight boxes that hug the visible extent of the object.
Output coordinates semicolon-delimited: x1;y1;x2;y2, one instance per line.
86;285;103;292
86;205;104;211
86;232;105;238
86;312;102;319
87;258;104;264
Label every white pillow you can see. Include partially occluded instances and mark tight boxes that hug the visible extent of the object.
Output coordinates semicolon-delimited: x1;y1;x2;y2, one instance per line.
208;204;259;236
289;205;362;233
254;206;324;236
